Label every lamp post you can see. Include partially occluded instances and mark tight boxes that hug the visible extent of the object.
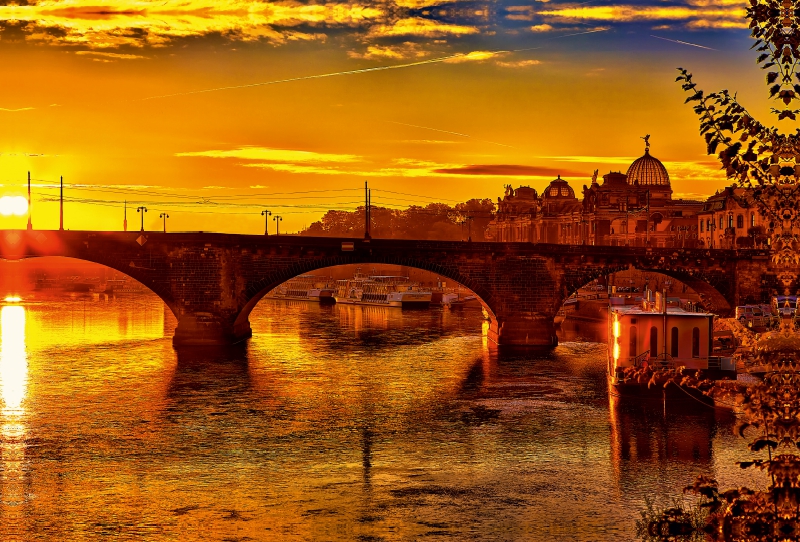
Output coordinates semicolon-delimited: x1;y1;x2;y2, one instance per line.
466;215;473;242
261;210;272;235
273;215;282;235
136;206;148;232
160;213;169;233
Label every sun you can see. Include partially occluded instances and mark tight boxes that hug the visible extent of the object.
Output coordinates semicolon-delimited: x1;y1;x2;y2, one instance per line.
0;196;28;217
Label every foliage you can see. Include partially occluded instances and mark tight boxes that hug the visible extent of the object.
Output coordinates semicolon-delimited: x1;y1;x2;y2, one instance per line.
300;198;495;241
639;326;800;541
676;0;800;294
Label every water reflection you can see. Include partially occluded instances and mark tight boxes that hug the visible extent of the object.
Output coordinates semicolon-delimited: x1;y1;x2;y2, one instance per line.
1;305;27;415
0;304;29;537
0;295;764;540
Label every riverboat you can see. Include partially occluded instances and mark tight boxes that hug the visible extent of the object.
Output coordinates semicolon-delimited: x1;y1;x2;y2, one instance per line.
607;290;735;400
334;271;432;308
103;279;144;295
272;274;336;304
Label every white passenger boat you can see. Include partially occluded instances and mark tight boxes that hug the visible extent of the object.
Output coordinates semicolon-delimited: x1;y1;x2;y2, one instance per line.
272;274;336;304
334;272;432;308
607;290;735;398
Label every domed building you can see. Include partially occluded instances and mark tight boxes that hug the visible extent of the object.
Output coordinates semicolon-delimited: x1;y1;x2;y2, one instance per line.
486;139;705;247
626;147;671;187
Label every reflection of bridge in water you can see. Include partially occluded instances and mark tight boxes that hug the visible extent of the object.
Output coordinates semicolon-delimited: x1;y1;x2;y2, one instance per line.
0;230;779;347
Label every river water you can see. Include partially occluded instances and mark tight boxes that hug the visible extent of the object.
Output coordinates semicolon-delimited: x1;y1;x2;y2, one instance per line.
0;293;764;541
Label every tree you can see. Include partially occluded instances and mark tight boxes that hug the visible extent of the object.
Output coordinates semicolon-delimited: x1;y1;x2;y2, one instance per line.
299;199;496;240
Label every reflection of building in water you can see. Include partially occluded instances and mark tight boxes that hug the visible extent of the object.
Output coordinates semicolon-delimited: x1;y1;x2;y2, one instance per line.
607;393;723;488
0;305;30;533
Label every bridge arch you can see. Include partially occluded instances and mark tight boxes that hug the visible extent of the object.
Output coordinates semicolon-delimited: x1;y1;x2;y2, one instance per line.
563;265;733;316
17;254;180;318
233;256;498;333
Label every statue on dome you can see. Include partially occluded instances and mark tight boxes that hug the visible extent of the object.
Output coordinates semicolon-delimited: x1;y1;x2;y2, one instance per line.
641;134;651;151
591;169;598;184
504;184;514;197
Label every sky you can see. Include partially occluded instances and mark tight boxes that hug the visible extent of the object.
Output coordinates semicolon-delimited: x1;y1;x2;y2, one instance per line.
0;0;780;233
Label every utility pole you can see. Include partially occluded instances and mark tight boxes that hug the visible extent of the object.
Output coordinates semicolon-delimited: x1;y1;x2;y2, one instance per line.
160;213;169;233
364;181;371;240
59;176;64;231
26;171;32;231
466;215;474;242
123;200;128;232
273;215;282;235
137;206;148;231
261;210;272;235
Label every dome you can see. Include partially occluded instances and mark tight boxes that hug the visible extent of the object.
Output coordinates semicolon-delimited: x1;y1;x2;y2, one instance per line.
543;175;576;199
626;147;670;186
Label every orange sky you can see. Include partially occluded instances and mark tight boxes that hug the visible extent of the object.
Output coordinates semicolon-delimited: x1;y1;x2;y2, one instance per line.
0;0;779;233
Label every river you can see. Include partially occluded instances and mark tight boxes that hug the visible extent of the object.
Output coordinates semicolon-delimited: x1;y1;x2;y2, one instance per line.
0;293;764;540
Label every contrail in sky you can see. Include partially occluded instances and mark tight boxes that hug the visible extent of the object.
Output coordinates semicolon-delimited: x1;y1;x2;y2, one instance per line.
554;27;610;39
139;51;507;101
140;30;607;102
386;121;517;149
651;35;717;51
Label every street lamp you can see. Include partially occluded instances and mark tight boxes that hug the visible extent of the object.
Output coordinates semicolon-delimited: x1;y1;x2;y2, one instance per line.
273;215;283;235
261;210;272;235
136;206;148;232
466;215;474;242
160;213;169;233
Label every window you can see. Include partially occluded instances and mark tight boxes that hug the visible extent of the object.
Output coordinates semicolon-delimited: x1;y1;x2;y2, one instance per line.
692;327;701;358
671;327;679;358
751;213;756;227
737;215;744;229
719;216;724;229
650;326;658;358
629;326;637;358
728;215;734;228
700;221;704;233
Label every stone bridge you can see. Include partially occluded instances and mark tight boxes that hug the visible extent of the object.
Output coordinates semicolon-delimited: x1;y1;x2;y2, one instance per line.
0;230;778;347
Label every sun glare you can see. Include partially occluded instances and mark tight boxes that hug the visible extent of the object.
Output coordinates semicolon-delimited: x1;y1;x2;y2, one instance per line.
0;196;28;217
4;297;21;303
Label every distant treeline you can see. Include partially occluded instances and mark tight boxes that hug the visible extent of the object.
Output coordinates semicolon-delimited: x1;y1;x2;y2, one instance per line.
299;199;496;241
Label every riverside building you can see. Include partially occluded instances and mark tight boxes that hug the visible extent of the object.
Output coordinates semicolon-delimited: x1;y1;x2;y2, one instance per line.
485;141;766;248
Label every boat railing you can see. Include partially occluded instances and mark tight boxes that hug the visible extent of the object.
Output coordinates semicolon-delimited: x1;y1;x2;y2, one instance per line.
632;350;650;367
651;352;676;369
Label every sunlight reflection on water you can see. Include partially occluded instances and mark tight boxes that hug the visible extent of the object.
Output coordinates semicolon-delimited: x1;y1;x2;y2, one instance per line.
1;305;27;415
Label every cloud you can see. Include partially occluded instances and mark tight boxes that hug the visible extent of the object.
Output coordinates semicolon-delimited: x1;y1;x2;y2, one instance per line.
391;0;460;7
176;146;360;163
443;50;506;63
368;17;480;38
432;164;587;177
543;155;635;164
348;42;430;60
529;24;554;32
0;107;35;112
0;1;385;48
537;4;747;29
75;50;146;60
496;59;540;68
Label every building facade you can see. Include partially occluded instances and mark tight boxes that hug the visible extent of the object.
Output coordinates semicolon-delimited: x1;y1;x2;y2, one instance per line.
486;144;706;247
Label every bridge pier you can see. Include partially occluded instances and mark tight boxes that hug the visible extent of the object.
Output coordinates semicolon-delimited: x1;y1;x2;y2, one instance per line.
173;314;252;346
487;314;558;349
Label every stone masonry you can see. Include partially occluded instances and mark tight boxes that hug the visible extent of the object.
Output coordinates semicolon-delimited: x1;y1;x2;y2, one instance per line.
0;230;777;348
